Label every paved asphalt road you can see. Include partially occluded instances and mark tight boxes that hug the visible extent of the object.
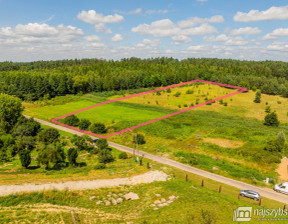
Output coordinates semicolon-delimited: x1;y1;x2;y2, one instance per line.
27;116;288;204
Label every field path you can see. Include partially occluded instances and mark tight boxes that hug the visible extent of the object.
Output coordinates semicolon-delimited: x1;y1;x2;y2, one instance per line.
0;170;167;196
23;116;288;204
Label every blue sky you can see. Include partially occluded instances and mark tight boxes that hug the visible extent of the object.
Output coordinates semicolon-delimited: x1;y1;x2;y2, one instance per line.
0;0;288;61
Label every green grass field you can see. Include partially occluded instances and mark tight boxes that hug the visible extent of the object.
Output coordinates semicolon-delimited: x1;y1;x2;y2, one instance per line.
23;84;288;185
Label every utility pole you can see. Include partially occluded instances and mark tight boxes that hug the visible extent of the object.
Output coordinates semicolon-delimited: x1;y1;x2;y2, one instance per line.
135;133;139;156
133;133;136;158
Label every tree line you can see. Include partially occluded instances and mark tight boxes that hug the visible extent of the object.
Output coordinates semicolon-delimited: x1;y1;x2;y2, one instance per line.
0;57;288;101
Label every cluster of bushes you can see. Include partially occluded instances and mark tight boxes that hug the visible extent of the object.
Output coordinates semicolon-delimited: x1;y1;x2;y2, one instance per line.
173;151;268;182
264;131;287;153
63;115;107;134
219;99;228;106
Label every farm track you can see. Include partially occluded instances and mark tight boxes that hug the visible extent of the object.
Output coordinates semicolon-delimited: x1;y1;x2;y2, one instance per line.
0;170;167;196
19;116;288;204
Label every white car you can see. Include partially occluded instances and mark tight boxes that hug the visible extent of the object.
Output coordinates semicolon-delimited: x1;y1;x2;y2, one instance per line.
274;182;288;194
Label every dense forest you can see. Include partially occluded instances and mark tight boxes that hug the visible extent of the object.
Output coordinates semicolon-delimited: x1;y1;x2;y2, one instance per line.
0;57;288;101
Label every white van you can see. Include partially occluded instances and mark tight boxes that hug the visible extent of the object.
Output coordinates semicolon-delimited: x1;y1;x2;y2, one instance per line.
274;182;288;194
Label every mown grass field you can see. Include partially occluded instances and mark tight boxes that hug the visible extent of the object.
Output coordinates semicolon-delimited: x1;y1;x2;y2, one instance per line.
23;84;288;185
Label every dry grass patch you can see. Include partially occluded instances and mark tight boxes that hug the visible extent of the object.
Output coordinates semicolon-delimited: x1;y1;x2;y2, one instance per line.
203;138;244;148
276;158;288;181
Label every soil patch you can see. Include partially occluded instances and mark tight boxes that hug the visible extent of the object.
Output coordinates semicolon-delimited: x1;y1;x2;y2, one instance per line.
203;138;244;148
277;158;288;181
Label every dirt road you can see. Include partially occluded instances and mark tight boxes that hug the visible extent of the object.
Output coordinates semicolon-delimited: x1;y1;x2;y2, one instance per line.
0;170;167;196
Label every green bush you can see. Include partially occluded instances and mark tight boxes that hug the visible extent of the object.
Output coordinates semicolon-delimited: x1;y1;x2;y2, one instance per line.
63;115;79;127
173;92;181;97
133;134;146;145
186;89;194;94
67;148;78;166
37;128;60;144
98;149;114;164
19;150;31;168
252;86;257;92
96;138;108;151
187;154;198;165
94;163;106;169
78;119;91;130
254;91;261;103
264;112;280;127
90;123;107;134
118;152;128;159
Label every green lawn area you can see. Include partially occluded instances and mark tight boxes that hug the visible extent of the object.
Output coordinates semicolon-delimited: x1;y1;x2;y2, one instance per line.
69;101;169;128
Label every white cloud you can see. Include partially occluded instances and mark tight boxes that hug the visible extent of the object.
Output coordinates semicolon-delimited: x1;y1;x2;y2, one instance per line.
203;34;248;46
182;23;218;36
0;23;83;44
267;42;288;51
114;8;142;15
94;23;112;34
132;19;217;41
234;5;288;22
87;42;106;48
84;35;101;42
230;27;261;35
203;34;229;42
132;19;180;37
197;0;208;2
187;45;206;51
143;38;161;46
178;15;224;28
262;28;288;40
171;35;192;45
129;8;142;14
77;10;124;24
145;9;168;15
224;37;248;46
14;23;58;37
41;15;55;23
111;34;123;42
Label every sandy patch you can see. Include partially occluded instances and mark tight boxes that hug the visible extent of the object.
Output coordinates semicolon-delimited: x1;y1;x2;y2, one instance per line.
276;158;288;181
203;138;244;148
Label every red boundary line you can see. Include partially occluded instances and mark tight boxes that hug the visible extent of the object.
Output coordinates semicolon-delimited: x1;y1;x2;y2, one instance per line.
51;79;247;139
